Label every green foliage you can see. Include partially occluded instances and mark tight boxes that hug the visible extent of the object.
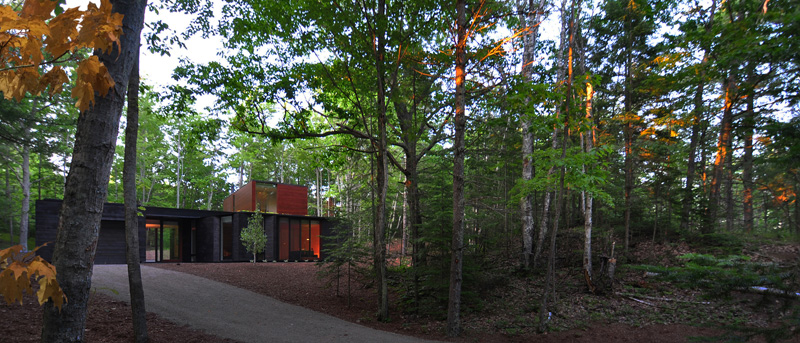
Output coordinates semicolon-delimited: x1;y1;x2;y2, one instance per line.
240;211;267;263
630;253;795;299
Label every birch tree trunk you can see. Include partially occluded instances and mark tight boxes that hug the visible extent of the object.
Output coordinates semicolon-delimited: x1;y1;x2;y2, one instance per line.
19;129;30;251
517;0;548;270
583;81;595;286
373;0;390;322
447;0;467;335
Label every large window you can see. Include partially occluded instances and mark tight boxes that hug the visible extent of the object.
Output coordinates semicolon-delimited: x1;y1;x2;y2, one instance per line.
277;217;321;261
255;183;277;213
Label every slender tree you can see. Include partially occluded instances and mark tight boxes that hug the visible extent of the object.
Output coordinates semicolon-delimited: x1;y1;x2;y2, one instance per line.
447;0;467;336
123;50;148;343
517;0;549;270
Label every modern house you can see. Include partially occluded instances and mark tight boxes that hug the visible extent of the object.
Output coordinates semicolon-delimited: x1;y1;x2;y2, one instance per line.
36;181;332;264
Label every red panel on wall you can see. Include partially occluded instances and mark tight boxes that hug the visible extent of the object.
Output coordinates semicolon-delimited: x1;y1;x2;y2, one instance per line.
276;184;308;215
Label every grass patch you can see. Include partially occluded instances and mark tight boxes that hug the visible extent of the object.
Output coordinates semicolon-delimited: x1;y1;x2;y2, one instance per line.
0;231;36;250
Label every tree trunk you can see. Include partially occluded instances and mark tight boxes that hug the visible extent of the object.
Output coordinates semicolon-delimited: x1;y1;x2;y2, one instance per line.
742;73;755;233
680;0;716;233
175;131;182;209
123;51;148;343
517;0;548;270
19;130;30;251
583;80;595;286
542;0;575;330
5;165;12;246
373;0;389;322
724;135;735;232
447;0;467;336
704;73;736;234
40;0;146;340
623;61;634;251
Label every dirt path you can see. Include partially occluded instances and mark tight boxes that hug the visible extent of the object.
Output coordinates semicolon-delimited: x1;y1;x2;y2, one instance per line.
91;265;436;343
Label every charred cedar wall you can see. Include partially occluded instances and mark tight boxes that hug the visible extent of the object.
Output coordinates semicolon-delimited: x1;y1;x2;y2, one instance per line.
264;215;277;260
231;213;248;261
196;216;219;262
35;200;146;264
277;184;308;216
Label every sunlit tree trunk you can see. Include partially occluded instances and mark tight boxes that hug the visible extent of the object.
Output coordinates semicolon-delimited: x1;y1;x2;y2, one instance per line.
704;73;736;234
447;0;467;336
583;81;595;285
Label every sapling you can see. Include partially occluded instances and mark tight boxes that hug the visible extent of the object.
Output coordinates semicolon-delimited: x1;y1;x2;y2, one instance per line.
241;209;267;264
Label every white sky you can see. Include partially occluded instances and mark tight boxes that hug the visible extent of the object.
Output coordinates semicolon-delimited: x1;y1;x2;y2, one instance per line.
65;0;222;110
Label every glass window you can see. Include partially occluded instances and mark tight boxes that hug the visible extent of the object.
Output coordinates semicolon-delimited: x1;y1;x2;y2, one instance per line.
145;219;160;262
301;220;310;253
162;221;179;261
255;183;277;213
310;221;320;259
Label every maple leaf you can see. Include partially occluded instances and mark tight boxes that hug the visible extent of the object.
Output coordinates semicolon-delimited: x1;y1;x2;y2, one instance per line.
38;65;69;95
20;0;58;20
76;0;123;53
7;262;29;280
72;55;117;111
0;245;67;311
43;7;82;57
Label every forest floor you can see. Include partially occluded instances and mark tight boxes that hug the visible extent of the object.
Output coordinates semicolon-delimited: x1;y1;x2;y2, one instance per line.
2;237;798;342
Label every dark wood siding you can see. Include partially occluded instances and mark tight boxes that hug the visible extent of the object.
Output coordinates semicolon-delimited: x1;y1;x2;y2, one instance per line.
95;220;126;264
264;215;277;260
34;200;60;262
196;216;218;262
276;184;308;215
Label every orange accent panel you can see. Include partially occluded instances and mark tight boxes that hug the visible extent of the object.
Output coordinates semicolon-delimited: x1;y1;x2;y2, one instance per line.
276;184;308;215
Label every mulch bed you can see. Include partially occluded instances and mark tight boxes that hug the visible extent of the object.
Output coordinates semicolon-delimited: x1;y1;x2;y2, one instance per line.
0;292;239;342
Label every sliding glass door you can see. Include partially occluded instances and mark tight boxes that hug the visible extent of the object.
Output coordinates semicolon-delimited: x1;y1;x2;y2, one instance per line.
145;219;181;262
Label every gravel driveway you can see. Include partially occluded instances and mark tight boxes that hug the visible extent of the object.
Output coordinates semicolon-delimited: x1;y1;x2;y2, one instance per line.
92;264;433;343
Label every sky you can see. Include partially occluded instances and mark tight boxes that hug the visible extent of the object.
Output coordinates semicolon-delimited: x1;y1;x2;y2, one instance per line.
65;0;222;110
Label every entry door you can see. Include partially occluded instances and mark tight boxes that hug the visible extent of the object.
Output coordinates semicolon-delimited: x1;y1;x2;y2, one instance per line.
146;219;160;262
145;219;181;262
